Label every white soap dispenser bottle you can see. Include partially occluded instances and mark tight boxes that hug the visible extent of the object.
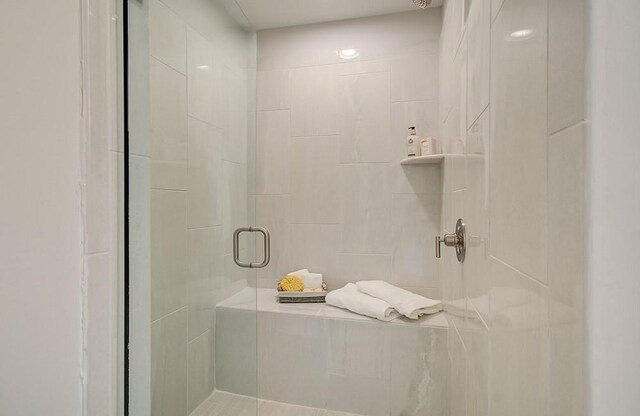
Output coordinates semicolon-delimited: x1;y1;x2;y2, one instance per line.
407;127;418;157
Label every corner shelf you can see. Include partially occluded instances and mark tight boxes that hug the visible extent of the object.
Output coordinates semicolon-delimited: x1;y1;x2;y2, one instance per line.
400;154;445;165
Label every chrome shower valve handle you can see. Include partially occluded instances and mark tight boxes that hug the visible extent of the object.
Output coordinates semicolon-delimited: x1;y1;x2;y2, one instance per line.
435;219;466;263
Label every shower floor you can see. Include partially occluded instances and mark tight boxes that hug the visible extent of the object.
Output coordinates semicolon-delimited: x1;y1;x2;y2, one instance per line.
191;391;364;416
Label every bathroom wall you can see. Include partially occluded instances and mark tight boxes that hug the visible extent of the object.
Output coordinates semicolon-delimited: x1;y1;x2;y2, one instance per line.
255;10;443;297
147;0;255;413
0;2;83;414
438;0;586;415
586;1;640;415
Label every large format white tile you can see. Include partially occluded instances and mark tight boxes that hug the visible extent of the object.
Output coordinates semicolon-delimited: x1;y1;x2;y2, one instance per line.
221;161;248;255
490;0;548;283
287;224;340;287
465;311;489;416
390;325;449;416
187;117;223;228
464;108;491;317
291;65;338;137
336;254;393;289
188;330;215;413
467;0;491;126
391;53;439;102
290;136;340;224
338;72;391;163
340;164;393;255
150;57;188;190
256;110;291;195
548;123;585;416
448;321;467;416
149;0;186;74
151;308;188;416
187;27;222;127
214;308;257;397
325;319;391;416
151;190;187;321
257;312;327;408
187;226;222;341
257;69;290;111
222;67;248;165
548;0;585;133
490;258;548;416
255;195;290;285
391;194;441;289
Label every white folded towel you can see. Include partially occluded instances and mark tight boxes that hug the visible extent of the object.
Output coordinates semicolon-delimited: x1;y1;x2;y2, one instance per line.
325;283;400;322
287;269;323;289
356;280;442;319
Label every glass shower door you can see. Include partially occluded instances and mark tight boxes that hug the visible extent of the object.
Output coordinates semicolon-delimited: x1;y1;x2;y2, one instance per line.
126;0;259;414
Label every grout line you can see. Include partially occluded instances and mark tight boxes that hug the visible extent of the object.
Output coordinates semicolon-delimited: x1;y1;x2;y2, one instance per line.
150;306;187;325
490;255;549;289
548;119;588;138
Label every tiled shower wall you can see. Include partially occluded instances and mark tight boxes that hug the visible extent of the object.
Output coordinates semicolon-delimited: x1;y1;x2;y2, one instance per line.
439;0;586;415
255;10;443;297
147;0;255;414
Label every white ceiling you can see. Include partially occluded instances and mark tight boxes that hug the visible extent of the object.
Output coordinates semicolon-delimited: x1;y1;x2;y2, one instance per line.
235;0;443;30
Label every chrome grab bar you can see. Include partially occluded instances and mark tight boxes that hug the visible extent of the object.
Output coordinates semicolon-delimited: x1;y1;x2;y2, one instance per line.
233;226;271;269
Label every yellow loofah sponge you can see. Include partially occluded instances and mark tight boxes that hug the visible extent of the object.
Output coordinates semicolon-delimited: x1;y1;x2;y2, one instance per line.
278;275;305;292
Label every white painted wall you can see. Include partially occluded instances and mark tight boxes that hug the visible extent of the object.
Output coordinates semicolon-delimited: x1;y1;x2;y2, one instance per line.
0;1;83;415
586;1;640;415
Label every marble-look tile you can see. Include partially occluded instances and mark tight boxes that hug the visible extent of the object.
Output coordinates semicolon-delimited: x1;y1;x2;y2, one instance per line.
467;0;491;126
222;161;248;255
256;195;290;284
325;319;391;416
391;53;439;102
335;254;393;289
222;67;248;165
150;57;188;190
390;325;449;416
187;28;222;127
214;307;257;397
448;321;467;416
257;312;327;408
391;194;441;289
291;65;338;137
548;123;585;416
490;0;548;283
491;0;506;23
151;190;187;321
149;0;186;74
490;258;548;416
391;100;440;159
548;0;585;133
338;72;391;163
188;330;215;414
465;311;489;416
256;110;290;195
257;69;290;111
340;164;392;255
464;109;491;318
287;224;340;287
151;308;188;416
290;136;340;224
187;226;222;341
187;117;223;228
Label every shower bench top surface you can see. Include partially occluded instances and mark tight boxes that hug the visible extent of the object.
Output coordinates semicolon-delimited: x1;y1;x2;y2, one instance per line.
217;287;448;329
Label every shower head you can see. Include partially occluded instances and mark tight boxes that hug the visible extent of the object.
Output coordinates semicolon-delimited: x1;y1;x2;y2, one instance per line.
412;0;432;9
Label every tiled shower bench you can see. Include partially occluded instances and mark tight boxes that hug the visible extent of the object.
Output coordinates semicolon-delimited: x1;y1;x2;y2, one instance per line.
215;288;449;416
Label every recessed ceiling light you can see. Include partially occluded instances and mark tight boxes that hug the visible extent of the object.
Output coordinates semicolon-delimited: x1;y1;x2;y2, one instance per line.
509;29;534;39
196;65;210;70
337;48;359;60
